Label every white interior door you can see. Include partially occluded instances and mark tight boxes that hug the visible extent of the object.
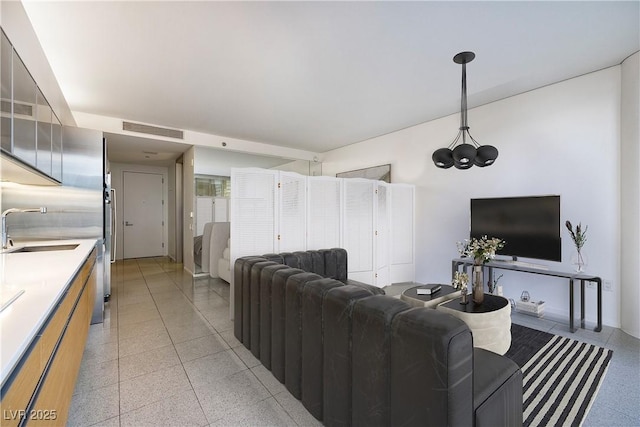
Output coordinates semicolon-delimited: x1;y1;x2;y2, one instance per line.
123;171;164;259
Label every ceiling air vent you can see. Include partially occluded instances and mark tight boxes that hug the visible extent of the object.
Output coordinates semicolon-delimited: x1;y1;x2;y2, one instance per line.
123;121;184;139
1;100;33;116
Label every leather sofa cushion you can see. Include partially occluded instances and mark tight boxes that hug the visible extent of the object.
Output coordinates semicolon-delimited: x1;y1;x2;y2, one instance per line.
250;261;278;358
344;278;385;295
233;256;266;342
242;257;269;346
259;264;290;370
351;295;411;426
271;268;305;383
319;248;348;281
301;278;344;420
285;272;324;399
322;285;375;426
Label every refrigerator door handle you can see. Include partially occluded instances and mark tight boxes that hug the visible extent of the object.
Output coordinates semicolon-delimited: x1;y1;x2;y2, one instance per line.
111;188;117;263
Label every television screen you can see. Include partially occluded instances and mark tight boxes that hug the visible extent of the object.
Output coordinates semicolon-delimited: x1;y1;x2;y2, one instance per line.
470;195;561;262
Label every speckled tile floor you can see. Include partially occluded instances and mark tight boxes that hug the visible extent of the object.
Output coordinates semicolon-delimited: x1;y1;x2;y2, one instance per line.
68;257;320;427
68;261;639;426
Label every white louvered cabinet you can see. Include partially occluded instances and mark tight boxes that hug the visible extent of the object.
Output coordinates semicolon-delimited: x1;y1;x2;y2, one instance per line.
229;168;415;318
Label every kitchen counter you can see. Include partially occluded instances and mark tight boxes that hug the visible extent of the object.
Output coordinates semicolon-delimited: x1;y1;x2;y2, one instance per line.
0;239;98;386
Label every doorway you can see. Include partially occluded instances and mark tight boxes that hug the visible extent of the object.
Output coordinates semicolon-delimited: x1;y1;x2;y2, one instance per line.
123;171;164;258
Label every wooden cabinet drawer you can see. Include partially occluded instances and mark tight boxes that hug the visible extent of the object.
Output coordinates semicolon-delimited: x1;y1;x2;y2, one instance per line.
39;249;95;365
0;341;43;427
28;282;92;426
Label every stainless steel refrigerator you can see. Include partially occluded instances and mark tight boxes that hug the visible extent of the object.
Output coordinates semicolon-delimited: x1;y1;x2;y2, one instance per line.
64;126;112;323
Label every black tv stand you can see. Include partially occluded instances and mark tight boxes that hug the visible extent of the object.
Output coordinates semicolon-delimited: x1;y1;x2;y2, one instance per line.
452;258;602;333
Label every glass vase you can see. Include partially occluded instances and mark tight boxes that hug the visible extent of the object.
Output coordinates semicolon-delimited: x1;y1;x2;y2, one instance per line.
460;286;468;305
571;249;588;273
473;265;484;304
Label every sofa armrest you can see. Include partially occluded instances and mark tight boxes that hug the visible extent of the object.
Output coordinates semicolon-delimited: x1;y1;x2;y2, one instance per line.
473;348;523;427
208;222;230;278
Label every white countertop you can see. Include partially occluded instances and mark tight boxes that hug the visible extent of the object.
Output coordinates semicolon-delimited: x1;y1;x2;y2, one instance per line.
0;239;98;386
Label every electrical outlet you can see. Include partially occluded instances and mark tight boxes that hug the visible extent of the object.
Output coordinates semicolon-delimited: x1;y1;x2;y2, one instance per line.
586;282;596;289
604;280;613;292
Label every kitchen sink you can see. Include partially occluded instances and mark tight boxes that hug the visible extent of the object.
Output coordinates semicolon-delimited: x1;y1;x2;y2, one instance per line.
4;244;79;253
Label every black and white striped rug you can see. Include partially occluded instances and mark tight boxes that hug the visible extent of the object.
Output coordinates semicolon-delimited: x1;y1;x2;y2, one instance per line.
505;324;613;427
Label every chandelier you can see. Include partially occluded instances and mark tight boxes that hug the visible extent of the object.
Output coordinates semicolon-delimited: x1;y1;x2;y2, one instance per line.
432;51;498;169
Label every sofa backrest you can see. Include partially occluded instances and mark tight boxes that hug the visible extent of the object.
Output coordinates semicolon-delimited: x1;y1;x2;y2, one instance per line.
263;248;348;280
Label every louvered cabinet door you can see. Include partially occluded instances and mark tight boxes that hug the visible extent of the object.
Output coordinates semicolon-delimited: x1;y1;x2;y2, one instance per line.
342;179;375;284
307;176;342;250
230;168;278;263
278;172;307;253
375;182;390;287
390;184;415;283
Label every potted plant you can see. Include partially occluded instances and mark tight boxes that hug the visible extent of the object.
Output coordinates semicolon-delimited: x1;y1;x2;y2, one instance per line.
566;220;588;272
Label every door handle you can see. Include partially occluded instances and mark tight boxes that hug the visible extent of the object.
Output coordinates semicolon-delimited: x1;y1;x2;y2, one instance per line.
125;221;134;226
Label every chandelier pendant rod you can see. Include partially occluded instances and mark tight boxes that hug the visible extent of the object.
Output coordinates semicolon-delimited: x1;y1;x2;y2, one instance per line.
461;61;468;131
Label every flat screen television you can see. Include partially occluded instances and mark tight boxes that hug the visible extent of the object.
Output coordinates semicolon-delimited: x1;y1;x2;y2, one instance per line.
470;195;561;262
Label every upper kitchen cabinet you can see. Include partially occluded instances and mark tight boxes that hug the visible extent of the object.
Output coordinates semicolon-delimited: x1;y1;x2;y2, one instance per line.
51;114;62;181
12;48;37;167
1;29;12;153
36;87;53;175
0;28;60;185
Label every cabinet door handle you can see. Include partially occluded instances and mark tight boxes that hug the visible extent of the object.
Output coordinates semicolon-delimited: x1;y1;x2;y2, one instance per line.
125;221;134;226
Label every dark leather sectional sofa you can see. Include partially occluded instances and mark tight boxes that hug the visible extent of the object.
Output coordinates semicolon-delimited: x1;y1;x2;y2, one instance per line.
234;248;523;426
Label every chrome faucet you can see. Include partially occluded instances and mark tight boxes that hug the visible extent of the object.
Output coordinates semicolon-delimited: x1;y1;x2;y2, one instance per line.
1;207;47;249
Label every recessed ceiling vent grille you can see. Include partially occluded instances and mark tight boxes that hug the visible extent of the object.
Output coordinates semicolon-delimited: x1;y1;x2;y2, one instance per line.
1;100;33;116
123;121;184;139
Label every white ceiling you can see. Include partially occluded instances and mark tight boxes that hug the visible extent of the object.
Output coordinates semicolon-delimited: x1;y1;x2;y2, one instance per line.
22;1;640;156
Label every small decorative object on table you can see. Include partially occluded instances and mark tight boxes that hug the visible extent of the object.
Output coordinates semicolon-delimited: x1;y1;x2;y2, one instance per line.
416;284;441;295
457;235;505;304
566;220;588;272
452;271;469;304
488;273;503;294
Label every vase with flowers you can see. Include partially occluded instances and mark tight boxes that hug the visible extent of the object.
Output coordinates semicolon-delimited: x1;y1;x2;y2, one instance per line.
457;235;505;304
566;220;588;272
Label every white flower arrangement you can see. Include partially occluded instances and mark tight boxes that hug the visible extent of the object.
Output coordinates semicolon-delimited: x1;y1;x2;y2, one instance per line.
452;271;469;291
457;235;505;265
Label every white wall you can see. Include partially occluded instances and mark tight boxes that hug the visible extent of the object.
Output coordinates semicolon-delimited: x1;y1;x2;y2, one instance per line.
620;52;640;338
194;146;292;176
322;67;622;328
110;162;169;261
